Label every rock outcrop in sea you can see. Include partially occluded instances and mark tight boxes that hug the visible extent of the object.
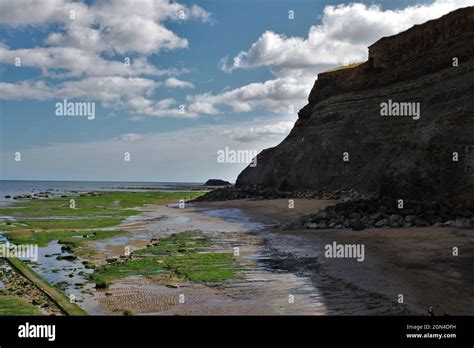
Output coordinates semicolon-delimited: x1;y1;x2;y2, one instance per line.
204;179;231;186
236;7;474;201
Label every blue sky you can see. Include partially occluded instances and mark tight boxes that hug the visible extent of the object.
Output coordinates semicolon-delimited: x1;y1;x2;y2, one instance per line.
1;0;472;182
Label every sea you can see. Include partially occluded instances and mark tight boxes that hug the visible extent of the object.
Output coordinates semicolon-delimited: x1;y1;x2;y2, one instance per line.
0;180;204;207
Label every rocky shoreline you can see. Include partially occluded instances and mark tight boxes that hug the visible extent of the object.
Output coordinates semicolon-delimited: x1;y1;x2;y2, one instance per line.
195;186;474;230
286;198;474;230
193;185;369;202
4;185;212;201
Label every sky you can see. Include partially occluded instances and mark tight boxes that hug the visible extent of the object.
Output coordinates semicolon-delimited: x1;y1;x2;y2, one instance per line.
1;0;473;182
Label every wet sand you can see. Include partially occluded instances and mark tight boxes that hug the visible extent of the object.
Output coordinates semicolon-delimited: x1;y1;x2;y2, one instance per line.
197;199;474;315
19;197;473;315
89;203;326;315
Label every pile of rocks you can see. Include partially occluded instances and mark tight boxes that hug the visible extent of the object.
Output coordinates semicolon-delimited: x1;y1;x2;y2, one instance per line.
289;198;474;230
194;185;287;201
12;194;32;199
194;185;368;202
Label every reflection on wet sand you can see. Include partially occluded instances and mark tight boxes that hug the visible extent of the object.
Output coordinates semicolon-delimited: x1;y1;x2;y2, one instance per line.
90;204;327;315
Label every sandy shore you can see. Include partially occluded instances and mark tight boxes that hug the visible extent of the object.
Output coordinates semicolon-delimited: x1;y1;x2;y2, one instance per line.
17;196;472;315
89;203;326;315
195;199;474;315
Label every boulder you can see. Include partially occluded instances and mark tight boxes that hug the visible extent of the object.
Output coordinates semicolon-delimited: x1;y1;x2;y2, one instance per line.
375;218;389;227
204;179;231;186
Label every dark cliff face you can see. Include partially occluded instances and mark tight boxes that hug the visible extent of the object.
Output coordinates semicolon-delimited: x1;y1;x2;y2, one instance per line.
236;7;474;200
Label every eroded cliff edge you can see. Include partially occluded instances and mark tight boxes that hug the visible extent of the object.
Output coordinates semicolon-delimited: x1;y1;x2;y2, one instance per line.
236;7;474;201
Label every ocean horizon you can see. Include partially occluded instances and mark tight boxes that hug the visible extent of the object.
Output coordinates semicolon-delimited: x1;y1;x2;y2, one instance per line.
0;180;206;205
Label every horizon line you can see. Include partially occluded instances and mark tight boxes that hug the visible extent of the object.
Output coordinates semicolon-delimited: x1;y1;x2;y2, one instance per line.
0;179;213;184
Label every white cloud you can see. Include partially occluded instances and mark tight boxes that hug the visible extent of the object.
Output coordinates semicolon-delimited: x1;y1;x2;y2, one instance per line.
0;77;201;119
0;77;155;102
2;0;473;120
130;98;200;119
164;77;195;89
0;0;68;26
187;76;310;115
187;100;221;115
221;0;474;74
0;0;211;54
195;0;474;116
0;46;166;78
0;76;169;120
0;80;53;101
0;0;212;118
0;0;211;118
222;120;295;142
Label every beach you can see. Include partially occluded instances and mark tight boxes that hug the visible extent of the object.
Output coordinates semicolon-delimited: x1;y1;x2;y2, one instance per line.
197;199;474;315
1;189;473;315
69;202;327;315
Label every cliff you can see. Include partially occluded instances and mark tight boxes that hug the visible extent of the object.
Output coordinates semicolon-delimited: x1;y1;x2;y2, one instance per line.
236;7;474;201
